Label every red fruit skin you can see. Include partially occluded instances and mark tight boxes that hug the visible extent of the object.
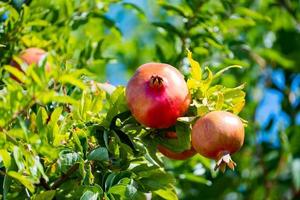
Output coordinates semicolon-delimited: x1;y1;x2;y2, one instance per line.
10;48;50;81
126;63;191;128
192;111;244;159
158;131;196;160
158;145;196;160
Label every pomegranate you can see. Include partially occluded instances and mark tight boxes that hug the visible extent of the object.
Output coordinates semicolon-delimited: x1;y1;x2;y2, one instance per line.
158;131;196;160
10;48;50;81
192;111;244;172
126;63;191;128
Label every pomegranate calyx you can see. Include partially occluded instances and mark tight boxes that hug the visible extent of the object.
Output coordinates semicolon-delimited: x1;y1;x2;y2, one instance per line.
214;151;236;172
149;75;164;88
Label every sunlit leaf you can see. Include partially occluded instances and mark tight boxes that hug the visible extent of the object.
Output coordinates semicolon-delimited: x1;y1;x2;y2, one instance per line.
0;149;11;168
154;187;178;200
214;65;243;80
7;171;35;193
187;49;202;81
58;75;87;90
4;65;25;83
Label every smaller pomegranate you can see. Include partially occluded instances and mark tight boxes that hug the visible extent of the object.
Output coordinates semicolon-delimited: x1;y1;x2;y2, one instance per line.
126;63;191;128
192;111;244;172
10;48;50;81
158;132;196;160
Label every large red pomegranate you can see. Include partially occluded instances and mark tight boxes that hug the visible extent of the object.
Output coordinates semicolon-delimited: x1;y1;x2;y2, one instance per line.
157;131;196;160
10;48;50;81
192;111;244;172
126;63;191;128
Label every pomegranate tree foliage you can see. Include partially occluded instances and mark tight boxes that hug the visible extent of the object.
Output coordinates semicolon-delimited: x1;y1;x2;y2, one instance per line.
0;0;300;200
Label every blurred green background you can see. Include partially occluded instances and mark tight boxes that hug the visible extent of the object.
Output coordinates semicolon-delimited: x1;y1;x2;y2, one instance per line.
1;0;300;199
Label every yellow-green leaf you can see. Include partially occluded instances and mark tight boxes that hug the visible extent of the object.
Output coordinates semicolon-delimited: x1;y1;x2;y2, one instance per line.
201;67;213;93
7;171;35;193
187;49;202;80
232;99;245;114
27;66;43;87
214;65;243;80
0;149;11;168
4;65;25;83
58;75;86;90
215;92;224;110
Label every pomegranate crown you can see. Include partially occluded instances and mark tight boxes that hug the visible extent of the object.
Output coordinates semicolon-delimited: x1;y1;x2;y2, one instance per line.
149;75;164;88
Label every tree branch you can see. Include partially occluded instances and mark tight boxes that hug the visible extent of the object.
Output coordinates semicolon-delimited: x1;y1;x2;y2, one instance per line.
38;177;51;190
3;98;35;129
0;98;35;145
0;170;6;176
50;163;79;189
278;0;298;22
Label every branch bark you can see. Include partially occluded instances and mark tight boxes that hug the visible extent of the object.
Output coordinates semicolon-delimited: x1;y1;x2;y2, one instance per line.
50;163;79;189
38;177;51;190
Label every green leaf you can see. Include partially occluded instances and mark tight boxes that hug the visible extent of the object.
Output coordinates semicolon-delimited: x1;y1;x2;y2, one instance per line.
87;147;109;162
72;130;84;153
154;187;178;200
142;138;164;167
36;107;48;131
292;159;300;191
197;155;211;169
139;170;175;191
58;151;81;173
160;3;189;17
26;19;50;27
58;75;87;90
258;48;294;69
105;173;117;191
27;66;43;87
215;92;224;110
108;181;127;196
7;171;35;193
4;65;25;82
13;146;25;171
180;173;212;185
49;95;78;105
187;49;202;80
80;191;98;200
49;107;63;125
3;174;12;199
106;87;128;123
236;7;271;22
175;122;192;150
213;65;243;80
224;18;256;27
201;67;213;93
0;149;11;168
196;105;209;116
108;178;145;200
33;190;56;200
152;22;183;37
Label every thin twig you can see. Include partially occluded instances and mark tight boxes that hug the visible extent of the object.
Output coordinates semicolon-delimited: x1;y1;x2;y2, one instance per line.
278;0;298;22
38;177;51;190
2;129;18;145
0;98;35;145
50;163;79;189
0;170;6;176
3;98;35;129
